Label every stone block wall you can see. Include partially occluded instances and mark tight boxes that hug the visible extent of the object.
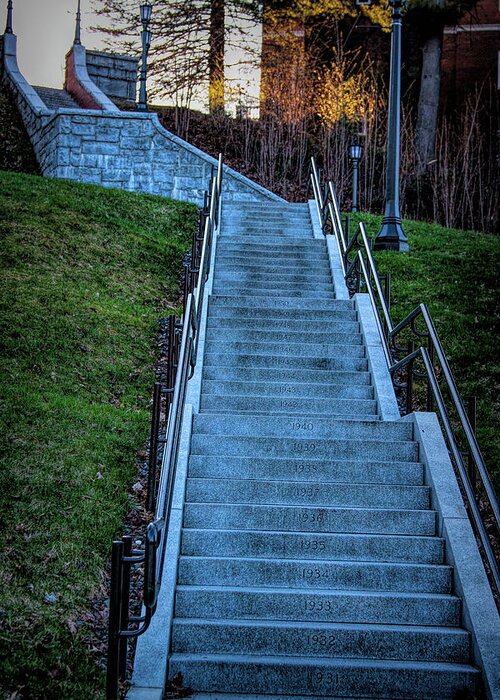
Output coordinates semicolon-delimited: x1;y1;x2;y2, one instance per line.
2;33;283;205
86;50;139;103
34;110;282;204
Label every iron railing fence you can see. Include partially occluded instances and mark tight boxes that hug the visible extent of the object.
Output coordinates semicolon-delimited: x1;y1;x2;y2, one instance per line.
309;156;500;598
106;155;223;700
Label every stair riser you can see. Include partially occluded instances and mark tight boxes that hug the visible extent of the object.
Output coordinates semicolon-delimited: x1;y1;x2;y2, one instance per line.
190;436;418;462
200;396;377;418
208;303;355;319
171;621;469;663
186;479;429;510
212;280;333;292
178;558;451;593
193;415;412;441
175;588;460;627
204;354;368;372
216;249;327;261
184;503;435;536
209;295;352;311
168;657;477;699
216;262;331;275
202;367;370;386
214;273;333;286
188;456;424;485
207;318;359;332
222;232;312;241
205;329;362;345
181;530;443;563
201;380;373;399
212;288;335;300
218;243;325;253
204;341;365;357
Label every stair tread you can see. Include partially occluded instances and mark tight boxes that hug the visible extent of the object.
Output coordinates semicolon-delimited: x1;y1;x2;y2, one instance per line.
169;652;477;673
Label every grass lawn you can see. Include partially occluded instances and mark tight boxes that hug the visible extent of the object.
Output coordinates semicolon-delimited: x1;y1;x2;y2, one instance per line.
351;212;500;489
0;170;197;698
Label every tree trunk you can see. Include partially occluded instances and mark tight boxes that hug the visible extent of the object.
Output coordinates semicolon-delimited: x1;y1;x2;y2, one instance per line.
209;0;225;115
414;30;443;175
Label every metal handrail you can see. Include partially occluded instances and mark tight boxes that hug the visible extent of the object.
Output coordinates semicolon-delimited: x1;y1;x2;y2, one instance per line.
309;156;499;598
390;346;500;594
390;303;500;528
106;154;223;699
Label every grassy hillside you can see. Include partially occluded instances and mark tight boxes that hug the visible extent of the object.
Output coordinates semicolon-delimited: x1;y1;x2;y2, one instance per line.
0;170;197;698
353;212;500;487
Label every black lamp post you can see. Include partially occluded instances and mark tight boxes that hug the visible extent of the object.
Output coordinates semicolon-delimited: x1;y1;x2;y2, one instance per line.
349;143;363;213
374;0;409;252
137;2;153;112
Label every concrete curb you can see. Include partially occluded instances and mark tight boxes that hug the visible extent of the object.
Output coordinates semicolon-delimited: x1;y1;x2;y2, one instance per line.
404;412;500;700
308;200;349;300
354;294;400;421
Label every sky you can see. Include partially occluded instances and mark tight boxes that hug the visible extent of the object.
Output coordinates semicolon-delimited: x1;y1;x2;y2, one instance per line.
1;0;107;88
0;0;261;111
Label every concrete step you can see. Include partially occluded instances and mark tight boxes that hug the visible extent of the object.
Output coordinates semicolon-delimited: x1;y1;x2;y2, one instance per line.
175;585;461;627
168;654;478;699
212;281;334;294
201;379;373;399
193;414;413;441
207;316;360;333
178;556;452;593
203;352;368;372
183;503;434;535
204;340;365;358
216;248;327;261
213;272;333;296
223;228;312;237
205;328;362;346
181;529;443;563
185;478;430;510
224;209;310;218
216;260;332;274
200;394;377;418
224;201;309;211
214;271;333;285
187;694;440;700
202;365;371;385
209;298;355;316
171;619;470;663
211;287;336;299
190;435;418;462
218;238;325;251
187;456;424;485
209;295;352;312
223;219;311;228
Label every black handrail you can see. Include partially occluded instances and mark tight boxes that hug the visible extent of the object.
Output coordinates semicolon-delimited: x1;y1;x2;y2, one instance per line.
106;154;223;699
308;156;499;598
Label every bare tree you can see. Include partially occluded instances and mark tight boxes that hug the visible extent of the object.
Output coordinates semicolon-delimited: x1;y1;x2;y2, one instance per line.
92;0;259;109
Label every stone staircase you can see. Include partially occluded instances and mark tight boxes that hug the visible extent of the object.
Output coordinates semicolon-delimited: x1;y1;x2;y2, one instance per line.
33;86;81;110
167;201;480;698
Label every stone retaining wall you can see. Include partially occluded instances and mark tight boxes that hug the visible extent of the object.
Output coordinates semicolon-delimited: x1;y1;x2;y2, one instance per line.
2;33;283;205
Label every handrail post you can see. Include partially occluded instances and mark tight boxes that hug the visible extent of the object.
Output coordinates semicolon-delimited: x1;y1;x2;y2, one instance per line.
119;536;133;683
146;382;162;511
406;340;415;415
106;540;124;700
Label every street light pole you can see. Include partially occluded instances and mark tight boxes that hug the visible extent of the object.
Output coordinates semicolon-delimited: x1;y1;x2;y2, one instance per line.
137;2;153;113
350;144;363;213
374;0;409;252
